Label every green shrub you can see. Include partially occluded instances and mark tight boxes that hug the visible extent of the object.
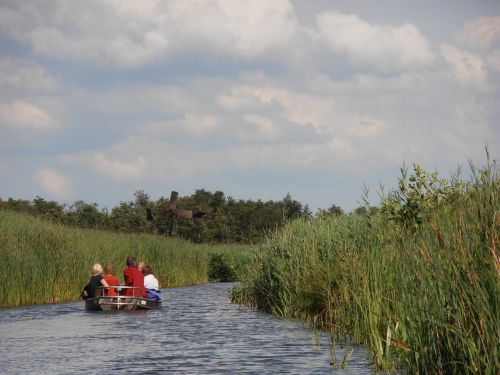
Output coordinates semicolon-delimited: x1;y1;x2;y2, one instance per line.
208;252;237;282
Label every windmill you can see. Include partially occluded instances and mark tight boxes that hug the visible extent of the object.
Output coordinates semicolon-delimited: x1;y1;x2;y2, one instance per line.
146;191;206;236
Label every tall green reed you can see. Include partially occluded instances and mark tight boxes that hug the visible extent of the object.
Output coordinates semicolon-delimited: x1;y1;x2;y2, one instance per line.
235;162;499;374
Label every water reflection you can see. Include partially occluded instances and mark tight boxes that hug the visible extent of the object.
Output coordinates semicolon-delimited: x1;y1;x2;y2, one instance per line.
0;283;374;374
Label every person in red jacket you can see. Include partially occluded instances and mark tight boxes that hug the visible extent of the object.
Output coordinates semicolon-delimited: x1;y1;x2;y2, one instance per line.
123;256;147;298
103;263;120;296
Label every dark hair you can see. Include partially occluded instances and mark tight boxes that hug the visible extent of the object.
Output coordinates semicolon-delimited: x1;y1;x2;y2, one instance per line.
142;265;153;275
104;263;115;275
126;256;136;267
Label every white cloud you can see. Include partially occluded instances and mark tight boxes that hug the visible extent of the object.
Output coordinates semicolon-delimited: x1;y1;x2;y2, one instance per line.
326;137;355;159
93;153;146;180
60;151;147;181
229;85;336;134
208;0;298;56
243;114;278;140
35;166;72;200
58;133;346;184
0;58;60;92
218;143;328;170
140;114;219;138
55;63;497;188
0;0;170;68
163;0;299;57
352;117;385;137
441;44;487;88
26;22;169;68
191;115;219;132
453;16;500;78
60;139;210;181
485;50;500;73
0;100;58;130
316;12;434;70
457;16;500;50
61;65;496;175
0;0;298;67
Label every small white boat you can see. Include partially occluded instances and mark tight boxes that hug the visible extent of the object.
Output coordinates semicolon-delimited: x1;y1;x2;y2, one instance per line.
85;286;162;311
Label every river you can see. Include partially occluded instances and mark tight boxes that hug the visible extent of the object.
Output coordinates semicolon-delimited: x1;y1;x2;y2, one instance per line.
0;283;374;374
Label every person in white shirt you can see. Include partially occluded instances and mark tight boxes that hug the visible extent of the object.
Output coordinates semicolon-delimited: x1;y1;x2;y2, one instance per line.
143;265;159;290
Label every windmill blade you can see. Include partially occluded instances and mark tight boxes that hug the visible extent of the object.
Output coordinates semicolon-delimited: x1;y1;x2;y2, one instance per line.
176;209;193;219
146;208;154;221
169;191;178;210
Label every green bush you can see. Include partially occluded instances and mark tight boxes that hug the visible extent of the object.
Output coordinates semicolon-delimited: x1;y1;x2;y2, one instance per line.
208;253;236;282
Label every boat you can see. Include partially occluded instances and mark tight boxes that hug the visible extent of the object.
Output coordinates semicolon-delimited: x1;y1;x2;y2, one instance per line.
85;286;162;311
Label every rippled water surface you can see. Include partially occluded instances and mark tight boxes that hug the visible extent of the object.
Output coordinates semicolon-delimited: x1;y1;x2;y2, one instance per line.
0;283;374;374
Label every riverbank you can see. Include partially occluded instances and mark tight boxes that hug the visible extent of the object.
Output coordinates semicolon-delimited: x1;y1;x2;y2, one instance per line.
0;210;254;307
234;162;499;374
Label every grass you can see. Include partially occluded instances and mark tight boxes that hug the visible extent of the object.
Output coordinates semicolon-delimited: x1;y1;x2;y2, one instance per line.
234;165;499;374
0;209;254;307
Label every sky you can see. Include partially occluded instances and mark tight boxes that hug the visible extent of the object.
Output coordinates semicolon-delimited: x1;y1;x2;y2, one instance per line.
0;0;499;212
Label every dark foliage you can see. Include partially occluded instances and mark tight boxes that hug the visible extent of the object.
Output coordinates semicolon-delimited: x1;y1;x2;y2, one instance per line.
207;253;236;282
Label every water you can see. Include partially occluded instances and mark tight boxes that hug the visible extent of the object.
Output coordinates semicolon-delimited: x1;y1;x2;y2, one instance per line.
0;283;374;374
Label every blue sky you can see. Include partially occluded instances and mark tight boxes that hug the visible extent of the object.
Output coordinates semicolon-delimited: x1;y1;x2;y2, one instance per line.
0;0;499;212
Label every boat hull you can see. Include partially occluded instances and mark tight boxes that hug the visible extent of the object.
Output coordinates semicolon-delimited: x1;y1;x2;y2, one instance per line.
85;296;162;311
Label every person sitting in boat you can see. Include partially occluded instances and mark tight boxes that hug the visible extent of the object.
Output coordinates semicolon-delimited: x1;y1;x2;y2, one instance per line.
123;256;147;298
81;263;109;299
103;263;120;296
142;265;162;300
137;261;145;273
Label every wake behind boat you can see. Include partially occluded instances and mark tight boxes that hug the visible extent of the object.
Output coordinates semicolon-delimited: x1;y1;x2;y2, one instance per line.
85;286;162;311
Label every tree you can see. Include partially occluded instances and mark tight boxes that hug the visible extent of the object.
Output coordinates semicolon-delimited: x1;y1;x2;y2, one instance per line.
134;189;150;208
0;198;31;212
66;200;106;228
32;196;65;222
302;204;313;220
353;206;379;216
282;193;303;221
110;201;148;233
317;203;344;218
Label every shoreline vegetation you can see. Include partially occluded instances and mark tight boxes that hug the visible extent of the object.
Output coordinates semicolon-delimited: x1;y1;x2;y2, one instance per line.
232;155;499;374
0;210;253;307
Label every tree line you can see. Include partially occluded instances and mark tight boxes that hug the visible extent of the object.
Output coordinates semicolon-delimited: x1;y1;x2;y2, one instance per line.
0;189;360;244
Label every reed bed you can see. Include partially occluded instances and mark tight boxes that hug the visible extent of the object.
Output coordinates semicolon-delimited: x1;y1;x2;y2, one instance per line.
235;168;499;374
0;210;253;307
